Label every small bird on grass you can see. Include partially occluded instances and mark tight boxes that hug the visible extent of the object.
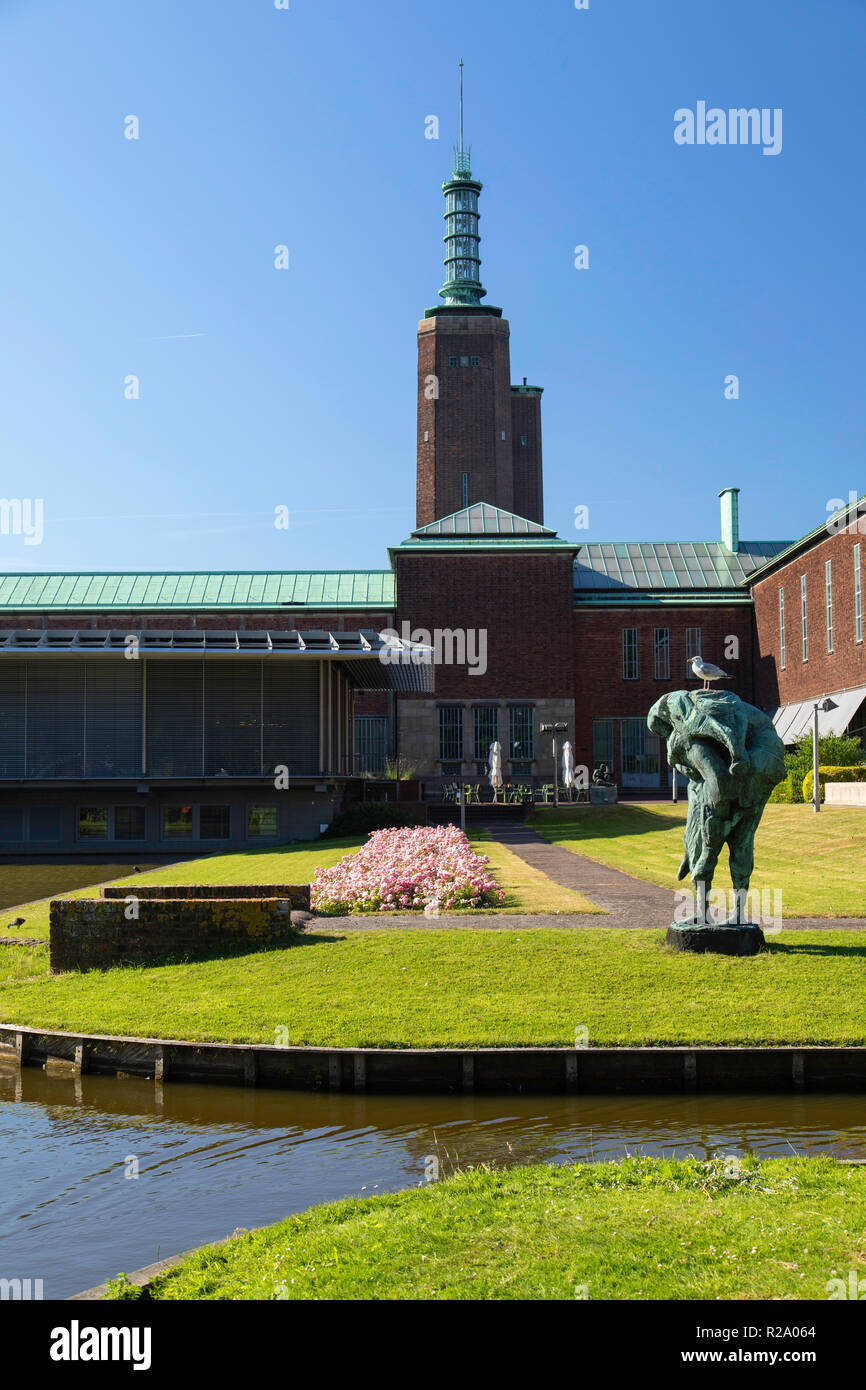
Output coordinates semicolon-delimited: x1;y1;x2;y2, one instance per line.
5;917;25;931
133;866;143;873
690;655;731;691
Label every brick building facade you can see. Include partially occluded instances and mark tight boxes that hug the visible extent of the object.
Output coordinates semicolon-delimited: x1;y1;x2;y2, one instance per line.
0;131;863;852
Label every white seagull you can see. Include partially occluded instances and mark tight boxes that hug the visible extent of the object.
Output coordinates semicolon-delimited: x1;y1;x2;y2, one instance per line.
690;655;731;690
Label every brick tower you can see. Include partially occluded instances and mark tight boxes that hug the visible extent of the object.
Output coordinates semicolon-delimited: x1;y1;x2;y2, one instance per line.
416;67;544;528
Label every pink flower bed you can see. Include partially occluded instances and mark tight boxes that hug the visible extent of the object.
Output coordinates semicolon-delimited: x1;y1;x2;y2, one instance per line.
311;825;506;915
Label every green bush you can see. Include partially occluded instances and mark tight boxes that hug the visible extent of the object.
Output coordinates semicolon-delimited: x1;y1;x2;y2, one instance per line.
768;772;797;804
784;734;862;804
802;765;866;803
321;801;421;839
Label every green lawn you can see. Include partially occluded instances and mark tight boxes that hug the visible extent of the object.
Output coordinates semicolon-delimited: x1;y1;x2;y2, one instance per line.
2;927;864;1046
1;830;596;943
532;803;866;918
104;1156;866;1301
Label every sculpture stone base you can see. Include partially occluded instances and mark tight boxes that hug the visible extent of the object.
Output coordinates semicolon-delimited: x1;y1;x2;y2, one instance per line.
666;922;766;956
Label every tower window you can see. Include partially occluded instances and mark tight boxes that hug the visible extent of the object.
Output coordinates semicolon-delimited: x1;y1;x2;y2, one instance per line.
423;431;429;442
448;356;459;367
520;435;527;446
461;473;469;507
470;355;480;367
500;430;506;441
460;356;470;366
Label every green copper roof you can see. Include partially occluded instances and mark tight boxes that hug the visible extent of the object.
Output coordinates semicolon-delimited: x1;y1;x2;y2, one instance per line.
574;541;791;596
0;571;395;612
412;502;558;538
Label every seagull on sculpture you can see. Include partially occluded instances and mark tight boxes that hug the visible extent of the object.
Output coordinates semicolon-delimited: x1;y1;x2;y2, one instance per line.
690;655;731;691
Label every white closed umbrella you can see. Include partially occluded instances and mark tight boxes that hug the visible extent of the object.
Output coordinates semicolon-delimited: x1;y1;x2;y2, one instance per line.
488;740;503;790
562;740;576;789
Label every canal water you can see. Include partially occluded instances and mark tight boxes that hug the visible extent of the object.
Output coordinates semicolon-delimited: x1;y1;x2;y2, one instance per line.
2;1057;865;1299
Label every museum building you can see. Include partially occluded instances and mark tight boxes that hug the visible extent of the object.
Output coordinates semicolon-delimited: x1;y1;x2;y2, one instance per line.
0;128;863;854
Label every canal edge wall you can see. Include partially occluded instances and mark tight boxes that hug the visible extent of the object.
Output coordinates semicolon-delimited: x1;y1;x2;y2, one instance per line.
3;1023;866;1094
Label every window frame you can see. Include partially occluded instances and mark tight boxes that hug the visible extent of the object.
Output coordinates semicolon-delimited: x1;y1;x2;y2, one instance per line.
508;705;535;763
438;706;464;764
825;558;834;653
801;574;808;662
653;627;670;681
622;628;638;681
855;543;863;645
247;805;279;840
779;586;786;670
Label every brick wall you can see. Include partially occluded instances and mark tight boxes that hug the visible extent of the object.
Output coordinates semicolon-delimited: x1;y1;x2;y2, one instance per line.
416;314;515;525
50;896;303;972
395;549;577;698
752;522;866;708
572;602;755;781
510;390;543;523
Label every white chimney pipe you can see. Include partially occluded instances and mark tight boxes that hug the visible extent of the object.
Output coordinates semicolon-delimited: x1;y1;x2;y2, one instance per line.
719;487;740;554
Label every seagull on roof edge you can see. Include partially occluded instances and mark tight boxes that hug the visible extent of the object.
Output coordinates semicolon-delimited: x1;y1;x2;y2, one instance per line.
690;656;731;691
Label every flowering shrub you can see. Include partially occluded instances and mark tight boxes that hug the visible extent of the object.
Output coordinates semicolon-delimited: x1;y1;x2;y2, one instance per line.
311;825;505;915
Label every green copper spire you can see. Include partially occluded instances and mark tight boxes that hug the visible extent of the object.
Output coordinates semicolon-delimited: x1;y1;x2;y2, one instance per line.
436;61;489;310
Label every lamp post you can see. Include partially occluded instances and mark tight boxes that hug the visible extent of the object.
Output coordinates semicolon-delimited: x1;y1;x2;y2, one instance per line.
811;697;838;813
540;721;569;807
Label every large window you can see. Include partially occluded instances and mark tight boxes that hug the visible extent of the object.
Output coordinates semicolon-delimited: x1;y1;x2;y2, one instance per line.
593;718;613;772
473;706;499;762
163;806;194;838
622;629;638;681
438;707;463;763
779;587;786;670
79;807;109;840
248;805;278;839
508;706;534;763
620;718;659;787
685;627;702;679
801;575;808;662
115;806;146;841
200;805;231;839
0;808;23;840
856;543;863;645
29;807;60;842
354;716;387;776
653;628;670;681
826;559;834;653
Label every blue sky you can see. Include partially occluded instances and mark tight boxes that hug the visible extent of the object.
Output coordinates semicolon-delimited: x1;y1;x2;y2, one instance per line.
0;0;863;575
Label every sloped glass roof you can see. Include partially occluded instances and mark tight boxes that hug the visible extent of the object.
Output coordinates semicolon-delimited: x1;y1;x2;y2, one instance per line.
574;541;792;592
0;571;395;611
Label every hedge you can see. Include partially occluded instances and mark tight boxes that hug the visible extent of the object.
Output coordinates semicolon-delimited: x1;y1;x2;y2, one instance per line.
768;772;798;804
801;765;866;803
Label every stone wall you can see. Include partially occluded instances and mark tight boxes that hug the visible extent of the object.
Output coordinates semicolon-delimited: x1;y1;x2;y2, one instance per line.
50;897;303;973
100;884;310;905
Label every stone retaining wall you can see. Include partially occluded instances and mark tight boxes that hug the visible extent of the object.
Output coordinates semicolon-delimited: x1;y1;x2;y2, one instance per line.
50;897;301;973
3;1024;866;1095
100;883;310;906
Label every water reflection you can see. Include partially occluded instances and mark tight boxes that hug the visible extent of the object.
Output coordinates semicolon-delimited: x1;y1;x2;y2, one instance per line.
1;1057;864;1299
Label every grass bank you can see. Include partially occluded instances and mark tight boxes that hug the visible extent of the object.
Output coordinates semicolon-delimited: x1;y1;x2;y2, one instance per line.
0;829;597;944
104;1155;866;1301
532;803;866;917
1;928;864;1047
